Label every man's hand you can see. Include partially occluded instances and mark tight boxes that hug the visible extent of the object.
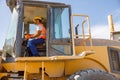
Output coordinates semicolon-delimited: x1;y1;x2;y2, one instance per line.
25;34;32;39
25;30;41;39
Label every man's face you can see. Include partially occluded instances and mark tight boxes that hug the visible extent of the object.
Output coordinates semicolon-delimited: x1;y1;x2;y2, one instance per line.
34;19;40;25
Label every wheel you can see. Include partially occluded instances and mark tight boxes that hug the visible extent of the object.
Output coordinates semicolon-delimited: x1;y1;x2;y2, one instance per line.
68;69;119;80
1;76;8;80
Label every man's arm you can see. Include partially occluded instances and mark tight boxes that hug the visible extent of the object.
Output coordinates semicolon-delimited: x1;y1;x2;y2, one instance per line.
30;30;41;38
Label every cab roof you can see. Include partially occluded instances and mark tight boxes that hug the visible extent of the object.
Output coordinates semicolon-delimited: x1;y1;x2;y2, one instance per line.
6;0;65;12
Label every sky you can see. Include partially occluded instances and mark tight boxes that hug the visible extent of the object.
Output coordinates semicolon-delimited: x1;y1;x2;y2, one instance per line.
0;0;120;49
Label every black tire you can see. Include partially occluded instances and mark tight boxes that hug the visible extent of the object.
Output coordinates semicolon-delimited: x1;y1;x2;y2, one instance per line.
1;76;8;80
68;69;119;80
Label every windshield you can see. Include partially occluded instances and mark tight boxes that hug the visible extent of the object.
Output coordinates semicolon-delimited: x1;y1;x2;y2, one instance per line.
3;8;19;58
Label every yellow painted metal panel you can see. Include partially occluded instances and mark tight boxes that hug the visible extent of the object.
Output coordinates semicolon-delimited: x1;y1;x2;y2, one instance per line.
75;46;110;71
22;61;64;77
0;73;7;79
44;62;64;77
15;56;84;62
3;62;25;72
65;58;107;75
3;61;65;77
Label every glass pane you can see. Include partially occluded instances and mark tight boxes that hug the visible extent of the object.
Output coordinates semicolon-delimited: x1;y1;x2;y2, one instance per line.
52;45;71;55
52;7;70;39
6;8;18;40
110;49;120;71
50;7;72;55
3;8;19;56
29;24;36;34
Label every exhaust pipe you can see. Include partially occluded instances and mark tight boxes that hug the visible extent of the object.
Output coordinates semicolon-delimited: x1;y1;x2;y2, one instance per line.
108;15;114;33
108;15;114;39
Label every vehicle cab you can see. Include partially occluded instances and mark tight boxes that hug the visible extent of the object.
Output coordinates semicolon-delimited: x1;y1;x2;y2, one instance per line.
3;0;73;60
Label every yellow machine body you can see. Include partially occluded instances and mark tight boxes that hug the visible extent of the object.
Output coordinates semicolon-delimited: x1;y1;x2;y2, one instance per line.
1;46;120;79
0;0;120;80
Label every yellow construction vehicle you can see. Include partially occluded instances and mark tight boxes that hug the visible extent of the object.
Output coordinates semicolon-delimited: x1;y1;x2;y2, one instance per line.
0;0;120;80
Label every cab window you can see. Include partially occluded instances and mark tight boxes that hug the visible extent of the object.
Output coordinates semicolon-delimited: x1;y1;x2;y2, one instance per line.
29;24;36;34
52;7;70;39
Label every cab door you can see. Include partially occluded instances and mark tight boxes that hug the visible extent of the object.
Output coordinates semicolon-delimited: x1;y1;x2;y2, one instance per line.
48;5;73;56
2;1;23;60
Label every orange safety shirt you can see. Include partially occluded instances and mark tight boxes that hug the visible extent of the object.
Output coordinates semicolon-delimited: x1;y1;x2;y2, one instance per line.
38;24;46;39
